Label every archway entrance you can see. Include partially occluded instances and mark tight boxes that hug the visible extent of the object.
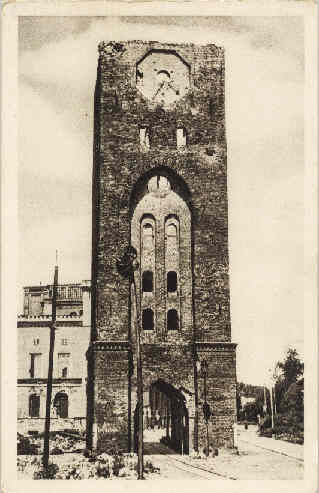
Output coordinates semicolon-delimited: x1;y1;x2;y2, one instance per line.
54;392;68;418
134;380;189;454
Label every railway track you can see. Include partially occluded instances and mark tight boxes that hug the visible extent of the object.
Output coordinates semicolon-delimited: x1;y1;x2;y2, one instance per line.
164;454;237;480
238;438;303;463
145;437;303;479
144;442;237;479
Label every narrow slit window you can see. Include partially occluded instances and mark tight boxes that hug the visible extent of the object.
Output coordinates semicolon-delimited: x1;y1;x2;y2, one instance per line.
177;127;187;148
140;127;150;149
142;271;153;292
167;271;177;293
62;367;68;378
167;309;179;331
142;308;154;330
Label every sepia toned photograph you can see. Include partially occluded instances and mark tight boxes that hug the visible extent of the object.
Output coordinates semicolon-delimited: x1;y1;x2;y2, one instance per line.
1;1;318;489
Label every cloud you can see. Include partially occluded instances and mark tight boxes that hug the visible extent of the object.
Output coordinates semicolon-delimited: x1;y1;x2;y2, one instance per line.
19;83;93;184
19;16;303;151
18;16;304;384
19;213;92;288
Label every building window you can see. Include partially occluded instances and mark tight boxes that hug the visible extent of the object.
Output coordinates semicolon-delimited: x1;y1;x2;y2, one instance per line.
61;338;68;346
140;127;150;150
142;271;153;292
29;394;40;418
58;353;70;378
30;353;41;378
167;271;177;293
142;221;154;249
142;309;154;330
176;127;187;148
53;392;68;419
33;338;40;345
167;309;179;330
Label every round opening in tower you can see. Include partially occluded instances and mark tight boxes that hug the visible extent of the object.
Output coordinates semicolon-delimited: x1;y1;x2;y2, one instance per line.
157;70;171;83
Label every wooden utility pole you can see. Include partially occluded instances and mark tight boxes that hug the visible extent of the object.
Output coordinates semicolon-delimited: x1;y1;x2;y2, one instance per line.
263;385;267;415
270;385;275;429
268;369;275;430
116;246;143;479
42;260;58;469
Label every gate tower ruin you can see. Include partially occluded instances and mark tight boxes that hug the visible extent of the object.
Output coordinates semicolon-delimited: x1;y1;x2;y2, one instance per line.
87;40;237;454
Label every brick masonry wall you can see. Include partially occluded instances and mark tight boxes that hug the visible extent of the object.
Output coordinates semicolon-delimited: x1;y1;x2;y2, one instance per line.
89;40;236;453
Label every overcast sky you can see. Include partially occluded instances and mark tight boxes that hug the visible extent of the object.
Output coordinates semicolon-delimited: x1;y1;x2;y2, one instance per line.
18;16;304;385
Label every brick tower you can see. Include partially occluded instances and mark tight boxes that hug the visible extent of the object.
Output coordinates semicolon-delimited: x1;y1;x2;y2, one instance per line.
87;41;237;454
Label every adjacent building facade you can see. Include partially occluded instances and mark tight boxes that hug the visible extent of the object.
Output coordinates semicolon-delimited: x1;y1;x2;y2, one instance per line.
87;41;237;454
17;281;91;434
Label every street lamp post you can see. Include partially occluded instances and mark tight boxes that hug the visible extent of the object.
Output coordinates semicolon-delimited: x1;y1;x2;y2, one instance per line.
196;357;211;457
117;246;144;480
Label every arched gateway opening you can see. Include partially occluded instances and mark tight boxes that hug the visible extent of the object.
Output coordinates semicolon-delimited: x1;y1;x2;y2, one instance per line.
134;380;189;454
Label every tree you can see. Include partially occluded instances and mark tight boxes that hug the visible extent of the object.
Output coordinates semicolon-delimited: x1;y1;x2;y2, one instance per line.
273;348;304;440
276;348;303;388
274;348;303;413
243;402;259;422
283;378;304;420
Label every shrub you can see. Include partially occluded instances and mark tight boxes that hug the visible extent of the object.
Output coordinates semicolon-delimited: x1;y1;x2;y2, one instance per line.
17;435;39;455
112;453;125;477
33;462;59;480
96;462;111;478
144;460;160;474
259;415;272;432
51;447;63;455
260;428;273;438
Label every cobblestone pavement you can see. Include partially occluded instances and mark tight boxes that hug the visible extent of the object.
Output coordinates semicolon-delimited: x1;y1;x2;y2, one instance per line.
145;442;226;479
144;427;304;480
237;425;303;461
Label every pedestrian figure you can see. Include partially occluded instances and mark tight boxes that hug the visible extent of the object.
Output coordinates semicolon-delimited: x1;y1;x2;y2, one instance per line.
257;414;261;429
145;409;150;430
